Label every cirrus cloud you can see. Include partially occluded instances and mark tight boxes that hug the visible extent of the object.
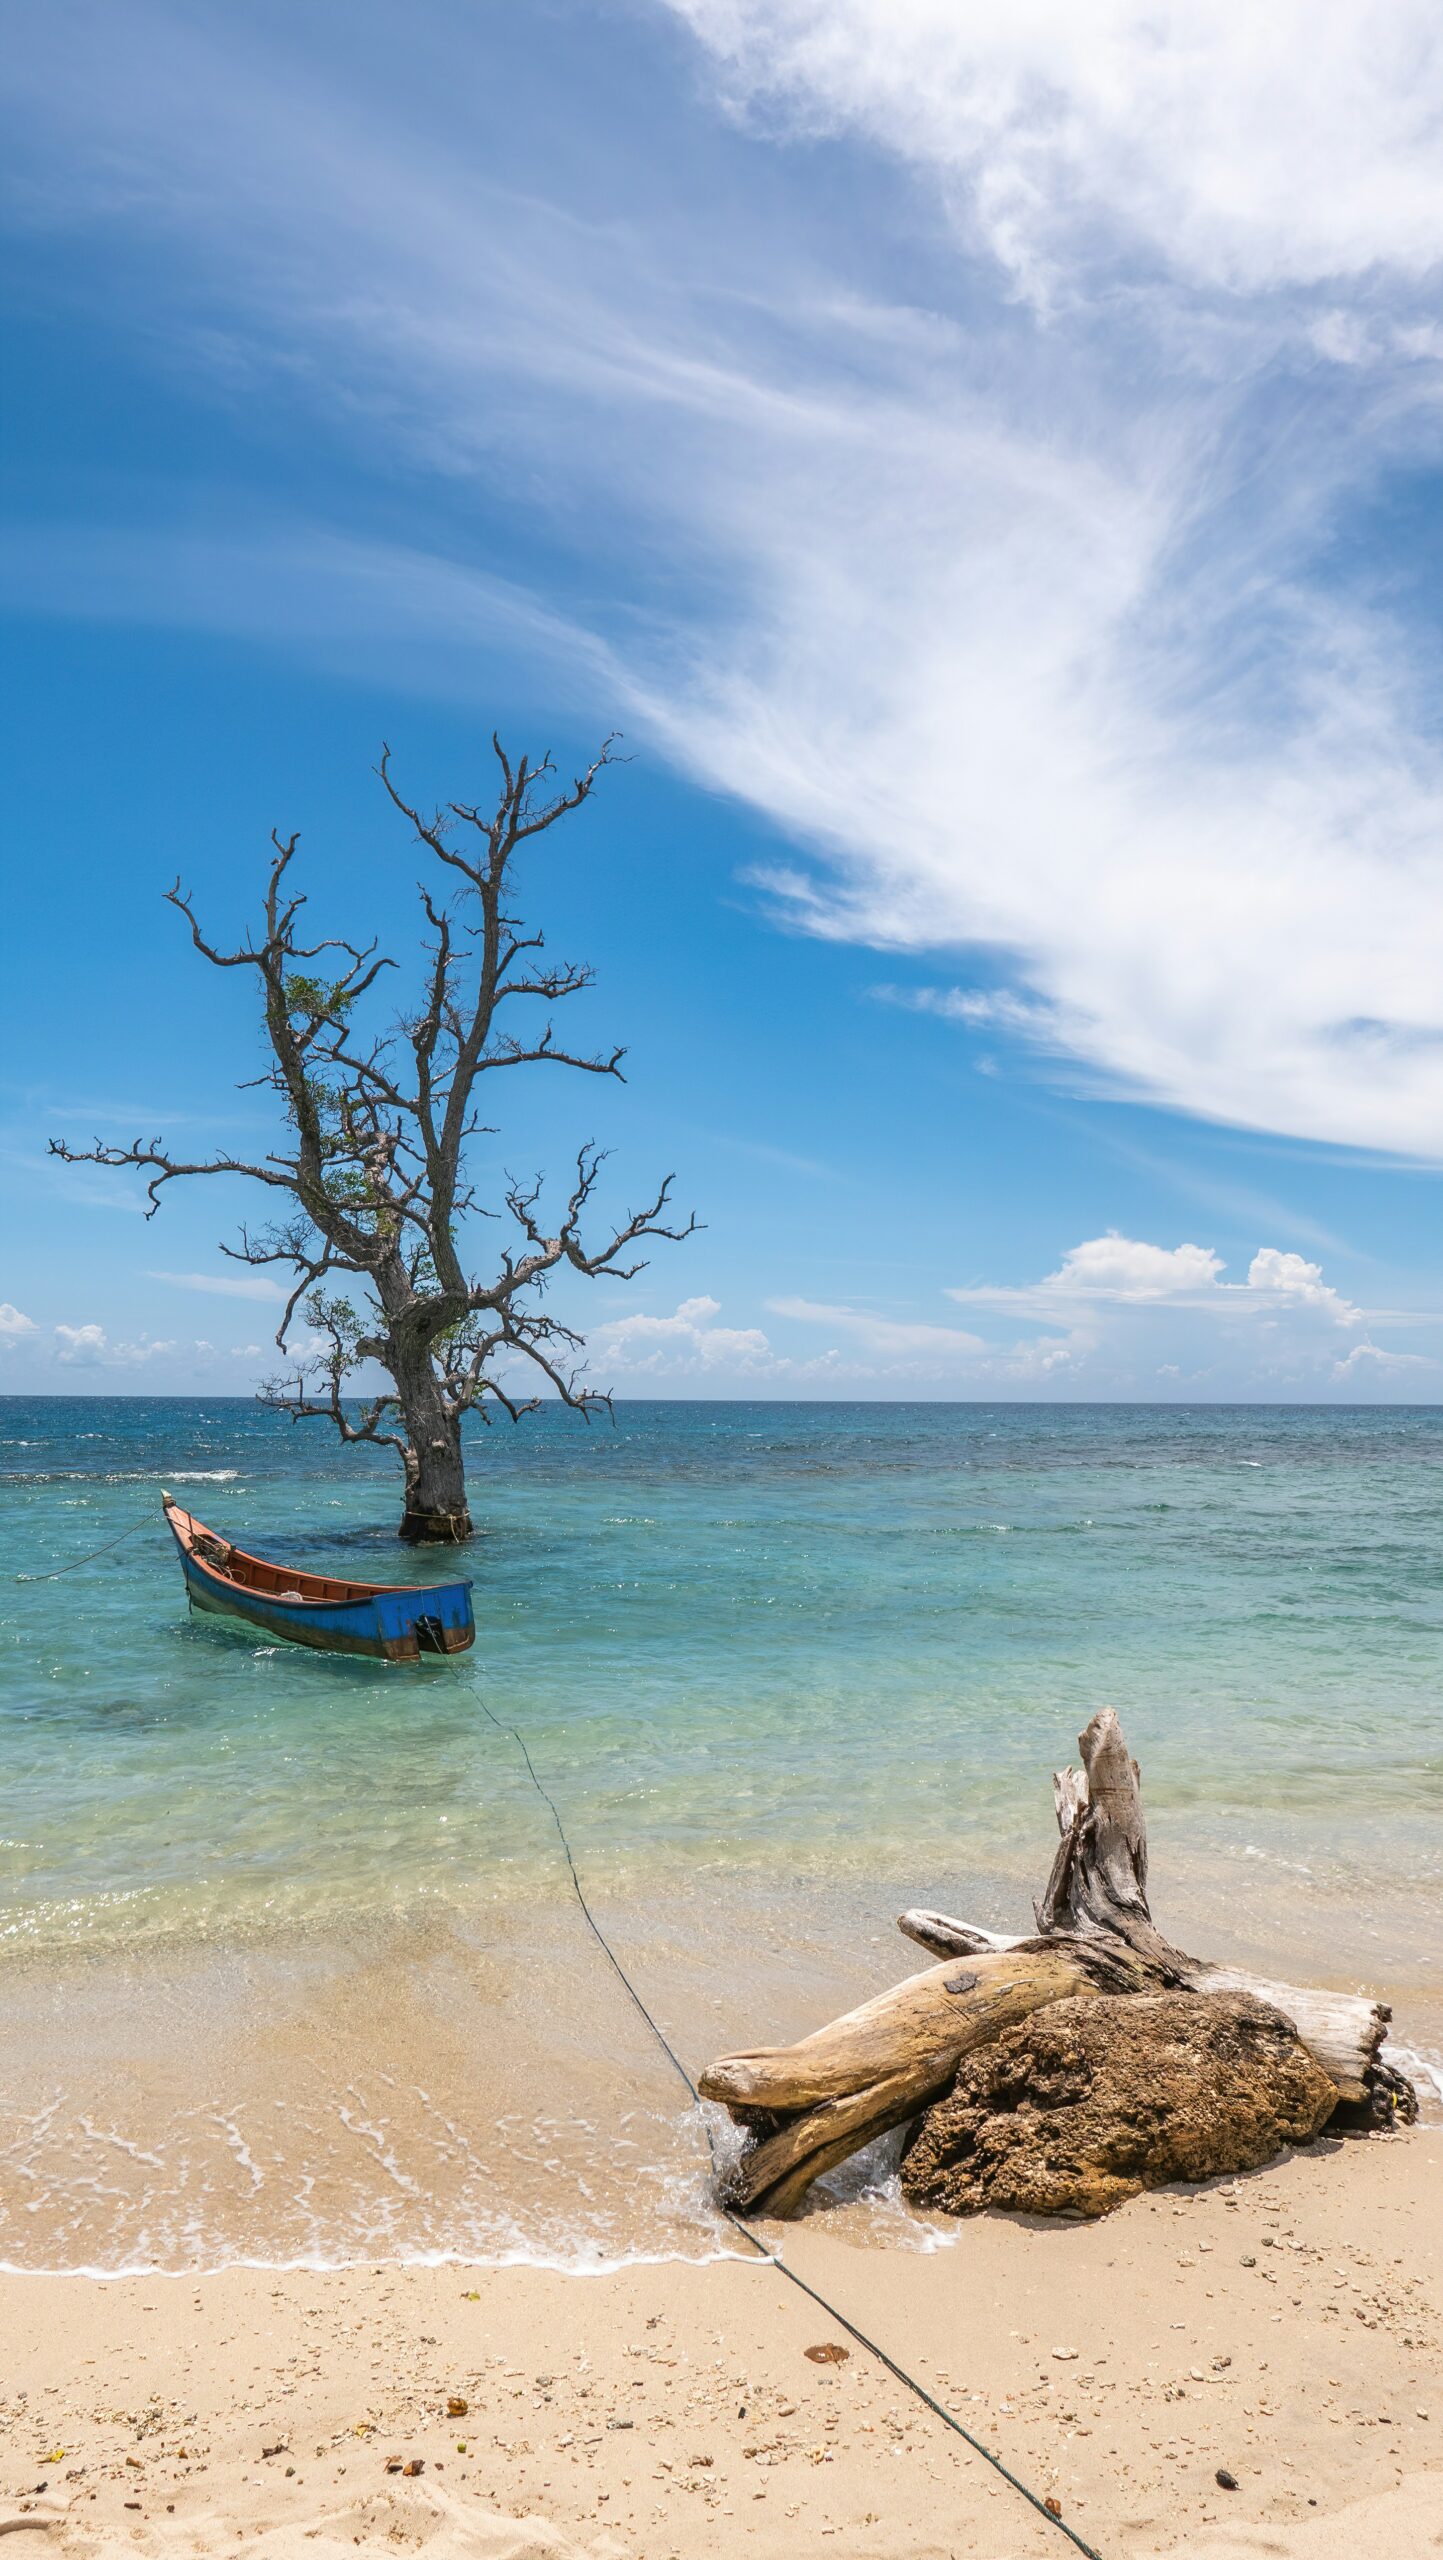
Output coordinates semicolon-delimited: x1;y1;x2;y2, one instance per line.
149;1269;287;1302
671;1;1443;304
3;2;1443;1166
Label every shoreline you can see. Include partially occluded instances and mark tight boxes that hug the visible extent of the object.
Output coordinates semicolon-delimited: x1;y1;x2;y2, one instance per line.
4;1884;1440;2279
5;2129;1439;2557
4;1868;1439;2281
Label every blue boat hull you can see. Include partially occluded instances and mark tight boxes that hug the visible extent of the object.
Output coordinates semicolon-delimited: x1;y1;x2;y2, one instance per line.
166;1500;474;1661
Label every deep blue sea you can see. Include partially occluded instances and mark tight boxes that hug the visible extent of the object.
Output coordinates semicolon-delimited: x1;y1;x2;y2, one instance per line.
2;1398;1439;2272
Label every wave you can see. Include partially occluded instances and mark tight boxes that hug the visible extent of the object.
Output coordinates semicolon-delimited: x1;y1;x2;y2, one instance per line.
0;1467;242;1486
1386;2040;1443;2110
0;2234;751;2283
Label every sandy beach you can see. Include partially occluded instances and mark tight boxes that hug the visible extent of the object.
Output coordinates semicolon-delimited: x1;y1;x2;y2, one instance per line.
5;2126;1438;2559
6;1417;1442;2558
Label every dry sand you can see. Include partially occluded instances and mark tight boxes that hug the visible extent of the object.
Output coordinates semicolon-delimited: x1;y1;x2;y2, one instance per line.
3;2128;1439;2559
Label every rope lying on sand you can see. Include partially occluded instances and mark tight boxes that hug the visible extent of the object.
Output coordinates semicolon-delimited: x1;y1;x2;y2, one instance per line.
476;1697;1105;2560
12;1508;156;1581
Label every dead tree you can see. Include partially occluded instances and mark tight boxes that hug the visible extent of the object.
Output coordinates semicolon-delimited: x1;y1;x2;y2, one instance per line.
701;1710;1415;2218
52;738;694;1541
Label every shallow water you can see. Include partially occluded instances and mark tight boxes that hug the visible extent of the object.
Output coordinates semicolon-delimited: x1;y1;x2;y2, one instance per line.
2;1397;1440;2271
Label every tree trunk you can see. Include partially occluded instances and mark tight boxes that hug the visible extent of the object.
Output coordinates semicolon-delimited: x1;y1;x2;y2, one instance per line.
702;1708;1416;2218
390;1330;472;1543
400;1425;472;1543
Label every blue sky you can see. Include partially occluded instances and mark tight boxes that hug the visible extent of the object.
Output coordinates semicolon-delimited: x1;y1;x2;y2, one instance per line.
2;0;1441;1400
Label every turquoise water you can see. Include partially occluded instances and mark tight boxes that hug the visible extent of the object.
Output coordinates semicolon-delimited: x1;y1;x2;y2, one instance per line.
2;1397;1440;2270
5;1397;1442;1938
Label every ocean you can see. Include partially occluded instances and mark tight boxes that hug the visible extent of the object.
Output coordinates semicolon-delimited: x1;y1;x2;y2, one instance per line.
2;1396;1439;2274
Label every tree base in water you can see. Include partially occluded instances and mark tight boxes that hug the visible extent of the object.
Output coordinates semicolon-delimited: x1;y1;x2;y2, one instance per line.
399;1505;473;1544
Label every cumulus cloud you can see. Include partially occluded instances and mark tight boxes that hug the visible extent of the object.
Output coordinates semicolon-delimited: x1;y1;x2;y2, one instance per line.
588;1294;785;1379
53;1322;180;1367
950;1231;1366;1325
764;1232;1438;1393
0;1302;37;1339
1331;1340;1433;1379
588;1291;1094;1388
53;1322;109;1364
1244;1248;1360;1322
1044;1236;1225;1303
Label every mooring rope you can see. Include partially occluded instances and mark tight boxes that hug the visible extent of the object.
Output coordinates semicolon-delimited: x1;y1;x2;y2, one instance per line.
12;1508;157;1582
477;1698;1105;2560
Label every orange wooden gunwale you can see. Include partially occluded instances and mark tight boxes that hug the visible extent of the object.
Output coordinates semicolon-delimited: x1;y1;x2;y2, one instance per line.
165;1498;425;1603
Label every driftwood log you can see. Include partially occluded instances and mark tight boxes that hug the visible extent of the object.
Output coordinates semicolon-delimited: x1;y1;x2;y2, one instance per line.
701;1709;1416;2218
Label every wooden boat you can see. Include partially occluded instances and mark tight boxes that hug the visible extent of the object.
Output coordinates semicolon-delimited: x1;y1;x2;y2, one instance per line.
162;1494;474;1660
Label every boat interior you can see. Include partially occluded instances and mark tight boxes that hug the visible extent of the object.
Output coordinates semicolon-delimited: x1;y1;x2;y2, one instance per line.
169;1505;400;1604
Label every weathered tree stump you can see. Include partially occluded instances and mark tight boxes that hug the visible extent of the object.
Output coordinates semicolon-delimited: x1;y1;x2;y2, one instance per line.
700;1709;1416;2218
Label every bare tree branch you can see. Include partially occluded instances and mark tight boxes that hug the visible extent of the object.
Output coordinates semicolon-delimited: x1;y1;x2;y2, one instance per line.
54;735;695;1540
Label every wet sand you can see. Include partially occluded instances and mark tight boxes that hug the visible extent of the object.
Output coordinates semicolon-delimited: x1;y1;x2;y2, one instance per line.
5;1853;1440;2277
4;2128;1439;2557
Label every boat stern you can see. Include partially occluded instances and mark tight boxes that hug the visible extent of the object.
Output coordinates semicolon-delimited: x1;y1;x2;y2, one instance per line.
374;1581;475;1657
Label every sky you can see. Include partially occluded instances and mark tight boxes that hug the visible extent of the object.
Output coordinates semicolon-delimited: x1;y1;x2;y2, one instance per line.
1;0;1441;1402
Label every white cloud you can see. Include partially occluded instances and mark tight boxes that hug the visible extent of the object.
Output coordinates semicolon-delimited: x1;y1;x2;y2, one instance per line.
639;14;1443;1161
589;1294;784;1378
1050;1236;1225;1302
53;1322;180;1367
998;1332;1086;1381
107;1333;177;1366
671;2;1443;304
645;421;1443;1156
0;1302;36;1338
2;522;607;713
767;1295;985;1359
762;1232;1438;1393
53;1322;108;1364
950;1231;1366;1326
4;4;1443;1165
589;1290;1096;1388
879;986;1077;1045
150;1269;287;1301
1244;1248;1360;1324
1331;1340;1433;1379
767;1294;1091;1381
